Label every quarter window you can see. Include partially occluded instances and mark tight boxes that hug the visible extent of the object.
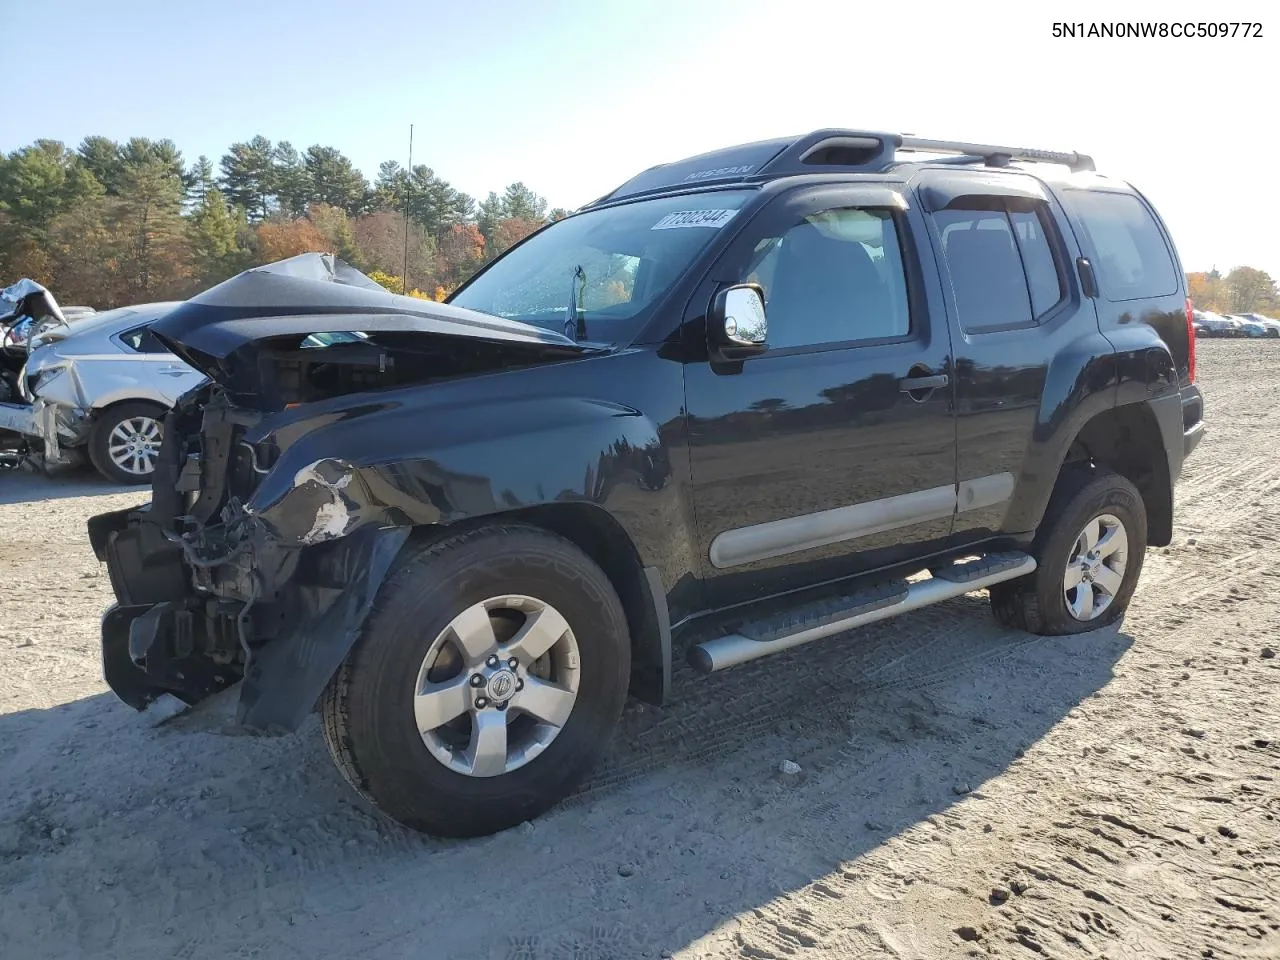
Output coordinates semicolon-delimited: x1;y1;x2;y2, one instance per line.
742;208;911;350
120;324;168;353
1060;190;1177;301
1010;209;1063;317
933;202;1064;332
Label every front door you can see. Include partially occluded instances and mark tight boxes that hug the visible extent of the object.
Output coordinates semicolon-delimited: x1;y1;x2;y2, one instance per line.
685;184;958;608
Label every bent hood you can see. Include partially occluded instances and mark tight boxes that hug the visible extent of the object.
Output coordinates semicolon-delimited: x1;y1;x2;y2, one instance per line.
150;253;592;409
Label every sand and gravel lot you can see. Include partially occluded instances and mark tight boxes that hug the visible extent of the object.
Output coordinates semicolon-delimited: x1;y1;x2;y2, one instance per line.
1;339;1276;960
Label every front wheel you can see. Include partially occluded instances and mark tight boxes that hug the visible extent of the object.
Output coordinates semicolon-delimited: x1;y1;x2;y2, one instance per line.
321;524;631;837
990;468;1147;635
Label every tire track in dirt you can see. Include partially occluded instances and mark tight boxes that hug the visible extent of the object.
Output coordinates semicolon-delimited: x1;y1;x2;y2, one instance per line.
1;340;1277;960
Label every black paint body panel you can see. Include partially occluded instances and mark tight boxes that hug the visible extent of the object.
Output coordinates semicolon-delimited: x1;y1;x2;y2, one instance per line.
92;156;1204;729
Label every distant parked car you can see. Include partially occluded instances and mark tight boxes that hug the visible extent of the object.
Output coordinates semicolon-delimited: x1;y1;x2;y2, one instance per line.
1239;312;1280;337
1227;314;1270;338
1192;311;1242;337
0;301;202;482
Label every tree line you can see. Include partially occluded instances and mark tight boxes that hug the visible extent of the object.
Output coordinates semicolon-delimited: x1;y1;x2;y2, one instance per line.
5;136;1279;317
0;135;569;307
1187;267;1279;317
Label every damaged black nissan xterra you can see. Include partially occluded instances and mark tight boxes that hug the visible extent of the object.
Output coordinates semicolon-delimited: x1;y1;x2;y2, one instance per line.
90;130;1205;837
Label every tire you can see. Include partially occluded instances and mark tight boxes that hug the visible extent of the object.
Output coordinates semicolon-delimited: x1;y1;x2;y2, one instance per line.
87;401;167;484
990;467;1147;635
321;523;631;837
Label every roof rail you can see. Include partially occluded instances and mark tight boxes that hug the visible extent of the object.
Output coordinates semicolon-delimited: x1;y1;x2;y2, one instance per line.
898;137;1095;173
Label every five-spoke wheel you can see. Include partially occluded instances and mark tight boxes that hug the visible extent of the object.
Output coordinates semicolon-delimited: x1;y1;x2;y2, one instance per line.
1063;514;1128;621
991;468;1147;635
414;596;581;777
321;524;630;837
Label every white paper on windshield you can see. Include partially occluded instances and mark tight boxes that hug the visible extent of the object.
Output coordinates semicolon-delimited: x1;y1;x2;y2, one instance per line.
651;209;737;230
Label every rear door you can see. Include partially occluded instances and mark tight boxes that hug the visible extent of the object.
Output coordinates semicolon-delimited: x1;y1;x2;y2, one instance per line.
913;170;1103;542
684;183;958;607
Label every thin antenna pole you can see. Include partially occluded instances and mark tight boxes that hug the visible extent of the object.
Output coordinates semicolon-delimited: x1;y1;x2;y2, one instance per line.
402;123;413;294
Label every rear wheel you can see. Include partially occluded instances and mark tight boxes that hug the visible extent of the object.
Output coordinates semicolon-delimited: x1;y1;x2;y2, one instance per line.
990;468;1146;635
321;524;631;837
88;401;167;484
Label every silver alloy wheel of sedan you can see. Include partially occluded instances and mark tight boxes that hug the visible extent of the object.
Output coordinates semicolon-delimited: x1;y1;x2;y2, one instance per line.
107;415;163;476
1064;513;1128;621
414;595;582;777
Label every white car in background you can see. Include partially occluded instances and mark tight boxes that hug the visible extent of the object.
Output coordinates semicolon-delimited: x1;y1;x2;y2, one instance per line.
0;301;205;483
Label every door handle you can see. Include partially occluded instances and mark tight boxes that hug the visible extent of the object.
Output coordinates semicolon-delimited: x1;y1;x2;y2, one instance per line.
898;373;949;393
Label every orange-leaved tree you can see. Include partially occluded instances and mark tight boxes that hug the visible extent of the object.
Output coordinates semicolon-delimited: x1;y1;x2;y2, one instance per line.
436;223;485;291
255;219;332;264
489;216;542;258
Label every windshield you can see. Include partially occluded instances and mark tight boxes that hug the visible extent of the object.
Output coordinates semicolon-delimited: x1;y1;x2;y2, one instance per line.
451;190;753;344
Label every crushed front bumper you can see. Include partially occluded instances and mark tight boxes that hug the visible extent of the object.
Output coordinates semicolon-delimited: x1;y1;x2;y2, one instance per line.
91;504;410;733
0;397;86;458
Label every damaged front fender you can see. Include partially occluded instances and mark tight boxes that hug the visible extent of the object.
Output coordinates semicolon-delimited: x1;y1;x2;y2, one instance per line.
236;524;409;731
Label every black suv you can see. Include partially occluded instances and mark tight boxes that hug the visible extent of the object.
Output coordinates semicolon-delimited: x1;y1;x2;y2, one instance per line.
89;129;1205;837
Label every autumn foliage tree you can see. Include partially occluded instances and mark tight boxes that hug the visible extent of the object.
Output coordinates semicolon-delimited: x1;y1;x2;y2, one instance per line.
1189;268;1279;315
436;223;487;289
255;219;333;262
0;132;567;306
1225;266;1279;314
489;217;543;258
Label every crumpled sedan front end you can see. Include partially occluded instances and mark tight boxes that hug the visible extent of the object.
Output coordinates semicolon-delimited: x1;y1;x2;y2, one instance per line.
19;346;96;458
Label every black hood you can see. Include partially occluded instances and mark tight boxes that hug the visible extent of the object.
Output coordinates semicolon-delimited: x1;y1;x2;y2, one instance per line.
151;253;592;409
153;253;583;361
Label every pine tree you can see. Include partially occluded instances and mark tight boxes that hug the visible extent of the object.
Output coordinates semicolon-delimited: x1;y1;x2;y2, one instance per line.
303;146;368;216
500;182;547;222
111;158;188;299
273;141;311;218
188;188;248;286
0;140;99;233
187;156;216;208
477;191;505;247
121;138;186;186
76;136;125;195
219;136;276;221
373;160;409;211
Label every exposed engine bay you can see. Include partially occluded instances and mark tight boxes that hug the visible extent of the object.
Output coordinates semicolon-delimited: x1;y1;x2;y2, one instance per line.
90;253;596;731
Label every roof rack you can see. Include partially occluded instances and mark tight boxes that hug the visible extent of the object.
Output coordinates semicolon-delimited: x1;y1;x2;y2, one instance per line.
897;137;1095;173
586;130;1095;208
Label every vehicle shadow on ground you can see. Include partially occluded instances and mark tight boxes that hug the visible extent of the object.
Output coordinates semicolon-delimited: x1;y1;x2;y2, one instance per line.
0;595;1132;960
0;465;133;505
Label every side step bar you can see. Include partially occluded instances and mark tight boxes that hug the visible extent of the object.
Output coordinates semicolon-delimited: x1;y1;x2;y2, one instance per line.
689;552;1036;674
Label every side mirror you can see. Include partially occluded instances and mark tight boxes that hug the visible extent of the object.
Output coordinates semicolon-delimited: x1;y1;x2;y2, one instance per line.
709;283;768;361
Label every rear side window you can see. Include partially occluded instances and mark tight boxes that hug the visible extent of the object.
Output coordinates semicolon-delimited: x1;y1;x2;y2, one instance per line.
1060;190;1177;301
932;202;1064;333
120;324;168;353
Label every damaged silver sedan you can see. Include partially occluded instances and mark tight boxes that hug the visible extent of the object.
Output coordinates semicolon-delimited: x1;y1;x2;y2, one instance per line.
0;301;206;482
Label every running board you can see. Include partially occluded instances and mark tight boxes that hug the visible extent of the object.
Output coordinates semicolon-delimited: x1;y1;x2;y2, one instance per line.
689;552;1036;674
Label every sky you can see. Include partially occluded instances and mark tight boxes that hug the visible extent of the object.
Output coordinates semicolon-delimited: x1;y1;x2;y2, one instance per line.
2;0;1276;278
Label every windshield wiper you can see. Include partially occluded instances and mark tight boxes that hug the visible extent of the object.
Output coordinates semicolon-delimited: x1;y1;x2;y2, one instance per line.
564;265;587;341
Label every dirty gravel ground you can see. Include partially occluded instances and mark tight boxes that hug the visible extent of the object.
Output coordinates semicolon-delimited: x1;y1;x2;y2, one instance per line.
1;339;1276;960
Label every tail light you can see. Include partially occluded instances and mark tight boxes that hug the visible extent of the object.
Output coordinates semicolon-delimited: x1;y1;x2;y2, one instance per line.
1185;298;1196;383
